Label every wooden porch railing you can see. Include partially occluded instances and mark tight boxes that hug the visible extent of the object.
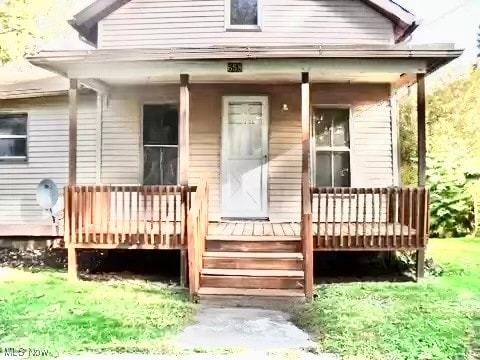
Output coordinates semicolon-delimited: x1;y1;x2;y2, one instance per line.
301;174;314;300
311;187;430;250
64;185;195;248
187;177;209;297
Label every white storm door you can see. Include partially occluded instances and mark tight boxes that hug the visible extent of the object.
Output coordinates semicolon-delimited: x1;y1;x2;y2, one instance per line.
221;96;269;219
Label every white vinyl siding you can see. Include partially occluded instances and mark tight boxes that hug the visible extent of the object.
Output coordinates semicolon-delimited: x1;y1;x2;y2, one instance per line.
0;95;96;228
98;0;395;48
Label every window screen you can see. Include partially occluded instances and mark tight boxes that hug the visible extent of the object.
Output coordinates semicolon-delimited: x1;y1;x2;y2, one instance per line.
143;105;178;185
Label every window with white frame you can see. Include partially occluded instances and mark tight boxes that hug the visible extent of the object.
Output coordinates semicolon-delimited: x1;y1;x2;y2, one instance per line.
313;108;351;187
227;0;259;28
0;113;27;162
143;105;179;185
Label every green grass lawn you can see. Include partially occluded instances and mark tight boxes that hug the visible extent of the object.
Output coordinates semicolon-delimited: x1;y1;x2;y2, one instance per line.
0;270;195;356
297;238;480;360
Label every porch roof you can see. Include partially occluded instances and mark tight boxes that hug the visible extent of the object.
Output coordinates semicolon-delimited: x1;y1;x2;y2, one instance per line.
27;44;463;90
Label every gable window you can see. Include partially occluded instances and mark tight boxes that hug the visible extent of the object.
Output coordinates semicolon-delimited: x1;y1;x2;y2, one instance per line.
227;0;260;29
143;105;178;185
313;108;351;187
0;113;27;162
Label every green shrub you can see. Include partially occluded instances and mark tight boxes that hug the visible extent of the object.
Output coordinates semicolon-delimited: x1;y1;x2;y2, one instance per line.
427;156;474;238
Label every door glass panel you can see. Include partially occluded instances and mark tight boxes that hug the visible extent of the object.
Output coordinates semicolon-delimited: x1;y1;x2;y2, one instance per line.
228;102;262;158
315;152;331;187
333;152;350;187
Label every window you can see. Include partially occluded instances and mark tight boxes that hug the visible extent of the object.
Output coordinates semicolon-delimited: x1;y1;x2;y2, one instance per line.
143;105;178;185
313;108;351;187
227;0;260;28
0;113;27;162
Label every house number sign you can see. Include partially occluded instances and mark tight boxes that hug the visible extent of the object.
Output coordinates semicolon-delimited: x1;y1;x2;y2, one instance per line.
227;62;243;73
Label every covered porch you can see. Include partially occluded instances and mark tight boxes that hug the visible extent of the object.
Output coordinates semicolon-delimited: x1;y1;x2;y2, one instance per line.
29;45;460;299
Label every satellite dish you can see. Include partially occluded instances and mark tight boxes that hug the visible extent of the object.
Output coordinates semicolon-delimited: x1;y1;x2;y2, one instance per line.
36;179;59;210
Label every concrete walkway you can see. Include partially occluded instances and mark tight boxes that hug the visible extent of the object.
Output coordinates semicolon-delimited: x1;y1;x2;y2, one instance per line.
175;306;316;351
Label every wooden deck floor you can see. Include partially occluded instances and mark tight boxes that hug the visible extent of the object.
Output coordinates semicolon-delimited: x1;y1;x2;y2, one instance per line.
208;221;415;237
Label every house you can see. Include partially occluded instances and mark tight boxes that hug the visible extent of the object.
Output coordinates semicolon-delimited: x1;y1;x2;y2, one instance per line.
1;0;462;299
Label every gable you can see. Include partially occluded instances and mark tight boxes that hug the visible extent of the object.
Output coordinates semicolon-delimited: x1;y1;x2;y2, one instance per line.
70;0;418;47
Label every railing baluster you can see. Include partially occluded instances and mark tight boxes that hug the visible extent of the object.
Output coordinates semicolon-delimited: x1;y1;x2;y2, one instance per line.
99;186;104;244
415;188;420;248
136;186;140;244
324;189;328;248
370;188;375;248
408;188;413;247
121;186;126;244
174;186;178;246
78;186;83;244
64;186;71;246
106;186;111;245
92;186;97;244
400;188;405;248
378;188;382;248
332;188;337;248
340;187;344;248
166;185;170;247
114;187;119;245
386;188;391;249
158;186;164;244
362;189;367;248
347;187;352;248
355;188;359;248
70;187;77;246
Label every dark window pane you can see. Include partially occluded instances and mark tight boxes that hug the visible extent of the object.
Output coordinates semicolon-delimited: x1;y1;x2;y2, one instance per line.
333;152;350;187
231;0;258;25
313;110;331;147
0;138;27;157
315;152;331;187
143;147;178;185
0;114;27;135
332;110;350;147
143;105;178;145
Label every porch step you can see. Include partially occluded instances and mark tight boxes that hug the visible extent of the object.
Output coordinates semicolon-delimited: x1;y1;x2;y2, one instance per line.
201;268;304;277
200;274;304;289
203;251;303;270
206;238;301;253
197;287;305;298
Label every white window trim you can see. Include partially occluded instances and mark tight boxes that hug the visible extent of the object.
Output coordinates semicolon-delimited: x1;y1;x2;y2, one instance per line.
0;113;28;163
225;0;262;31
141;103;180;186
311;105;354;188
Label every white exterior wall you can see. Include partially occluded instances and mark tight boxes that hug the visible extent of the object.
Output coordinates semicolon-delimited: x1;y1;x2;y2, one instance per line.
98;0;395;48
0;95;97;233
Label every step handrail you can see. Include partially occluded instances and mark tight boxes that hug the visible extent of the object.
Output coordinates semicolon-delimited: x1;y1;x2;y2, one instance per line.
187;176;209;297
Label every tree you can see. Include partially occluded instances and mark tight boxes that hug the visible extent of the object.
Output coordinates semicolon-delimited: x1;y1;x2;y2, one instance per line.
0;0;72;63
399;68;480;237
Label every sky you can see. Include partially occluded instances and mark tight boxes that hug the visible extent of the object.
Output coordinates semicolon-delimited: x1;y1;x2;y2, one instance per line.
397;0;480;64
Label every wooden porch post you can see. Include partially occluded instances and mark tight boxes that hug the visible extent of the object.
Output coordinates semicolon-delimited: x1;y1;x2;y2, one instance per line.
301;72;314;300
301;72;310;181
69;79;78;185
416;73;426;279
68;79;79;279
179;74;190;287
